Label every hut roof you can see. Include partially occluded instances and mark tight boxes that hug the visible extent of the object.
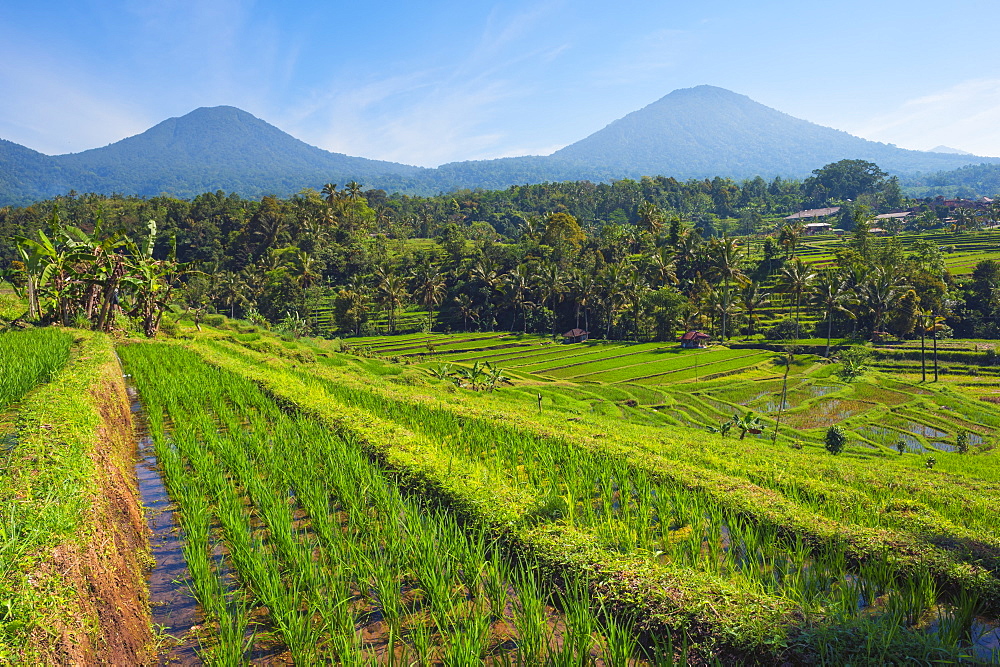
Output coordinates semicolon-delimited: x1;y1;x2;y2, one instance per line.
679;331;710;341
562;328;588;337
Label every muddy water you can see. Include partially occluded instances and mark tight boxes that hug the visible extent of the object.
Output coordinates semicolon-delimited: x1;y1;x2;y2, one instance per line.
127;383;203;665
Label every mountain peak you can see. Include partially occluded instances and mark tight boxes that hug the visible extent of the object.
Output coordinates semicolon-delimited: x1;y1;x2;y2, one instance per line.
551;85;993;179
1;88;996;205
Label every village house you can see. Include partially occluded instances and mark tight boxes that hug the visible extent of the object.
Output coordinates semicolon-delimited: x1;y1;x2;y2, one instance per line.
679;331;710;348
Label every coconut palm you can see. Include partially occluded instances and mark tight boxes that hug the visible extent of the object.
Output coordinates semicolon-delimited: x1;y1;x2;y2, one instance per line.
621;266;650;340
707;236;743;341
778;222;803;258
321;183;339;206
454;293;478;332
648;247;677;288
345;181;363;202
736;277;770;339
637;200;665;235
375;266;408;334
411;262;446;329
566;268;598;332
779;257;816;340
535;262;566;339
811;271;856;357
502;264;533;332
857;267;906;340
598;263;628;339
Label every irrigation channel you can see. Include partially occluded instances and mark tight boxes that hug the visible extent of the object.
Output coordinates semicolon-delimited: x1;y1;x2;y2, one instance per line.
127;381;202;663
120;342;1000;664
120;344;679;665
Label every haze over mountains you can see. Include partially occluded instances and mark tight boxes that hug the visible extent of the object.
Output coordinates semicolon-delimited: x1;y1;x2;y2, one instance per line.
1;85;996;206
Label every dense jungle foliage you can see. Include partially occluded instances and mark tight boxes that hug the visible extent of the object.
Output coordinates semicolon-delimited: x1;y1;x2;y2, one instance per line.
2;160;999;340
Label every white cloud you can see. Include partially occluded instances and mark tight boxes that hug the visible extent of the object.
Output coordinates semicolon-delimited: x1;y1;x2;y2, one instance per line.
850;79;1000;157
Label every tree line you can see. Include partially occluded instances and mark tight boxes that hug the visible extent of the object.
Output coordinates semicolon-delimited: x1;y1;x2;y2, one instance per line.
1;161;997;342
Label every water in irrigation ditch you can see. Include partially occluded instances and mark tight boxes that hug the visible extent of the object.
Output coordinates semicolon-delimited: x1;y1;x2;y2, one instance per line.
127;383;203;664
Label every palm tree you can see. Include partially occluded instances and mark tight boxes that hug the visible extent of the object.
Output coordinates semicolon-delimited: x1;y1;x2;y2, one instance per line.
454;293;478;331
707;236;743;341
375;266;408;334
637;201;665;236
736;277;770;339
321;183;339;206
411;262;446;330
857;267;906;340
648;247;677;288
778;222;803;258
216;271;248;319
535;262;566;339
779;257;816;340
598;263;628;339
470;258;501;328
622;266;650;341
920;310;947;382
293;250;320;288
566;268;597;332
345;181;363;202
811;271;856;357
502;264;532;332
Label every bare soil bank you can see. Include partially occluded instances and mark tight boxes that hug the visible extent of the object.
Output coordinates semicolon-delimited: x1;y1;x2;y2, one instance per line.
14;335;153;664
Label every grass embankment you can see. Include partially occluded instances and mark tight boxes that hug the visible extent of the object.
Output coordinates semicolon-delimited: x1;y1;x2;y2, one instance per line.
0;330;152;664
185;331;997;663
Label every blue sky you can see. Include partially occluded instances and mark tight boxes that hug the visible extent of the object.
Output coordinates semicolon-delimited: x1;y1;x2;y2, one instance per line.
2;0;1000;166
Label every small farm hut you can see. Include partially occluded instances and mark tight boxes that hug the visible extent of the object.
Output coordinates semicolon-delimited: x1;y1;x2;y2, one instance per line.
679;331;710;348
562;328;589;343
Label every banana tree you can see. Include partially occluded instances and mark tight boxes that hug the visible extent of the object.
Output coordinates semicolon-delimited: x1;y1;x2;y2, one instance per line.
731;411;764;440
15;228;94;325
121;220;189;337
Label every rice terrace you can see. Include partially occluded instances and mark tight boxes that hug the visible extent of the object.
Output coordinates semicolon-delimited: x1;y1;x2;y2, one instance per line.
4;163;1000;665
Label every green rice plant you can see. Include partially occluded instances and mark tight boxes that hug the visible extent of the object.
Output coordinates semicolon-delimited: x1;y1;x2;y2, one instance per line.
442;612;491;664
0;327;72;409
136;340;998;662
208;597;253;667
553;577;596;664
406;620;435;665
599;611;639;667
935;588;982;647
483;558;511;621
512;570;550;665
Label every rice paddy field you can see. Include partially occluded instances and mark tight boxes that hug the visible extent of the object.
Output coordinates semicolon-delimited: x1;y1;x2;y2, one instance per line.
3;312;1000;663
97;316;1000;664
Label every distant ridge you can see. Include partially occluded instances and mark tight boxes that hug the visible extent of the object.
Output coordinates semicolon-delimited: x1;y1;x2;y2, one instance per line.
1;89;997;205
929;145;973;156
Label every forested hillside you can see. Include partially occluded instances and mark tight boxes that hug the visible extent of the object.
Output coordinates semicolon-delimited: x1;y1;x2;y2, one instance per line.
5;159;999;343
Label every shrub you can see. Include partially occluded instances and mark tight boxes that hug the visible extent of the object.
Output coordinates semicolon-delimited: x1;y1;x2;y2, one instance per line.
764;318;811;341
955;430;970;454
825;425;847;455
925;456;937;469
203;314;226;328
836;346;871;381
